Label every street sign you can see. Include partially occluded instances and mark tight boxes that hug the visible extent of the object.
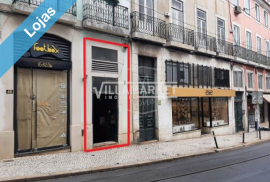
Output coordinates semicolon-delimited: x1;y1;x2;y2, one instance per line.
252;92;258;105
258;91;263;104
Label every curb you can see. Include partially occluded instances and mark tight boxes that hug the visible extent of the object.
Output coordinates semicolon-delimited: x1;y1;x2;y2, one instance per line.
1;139;270;182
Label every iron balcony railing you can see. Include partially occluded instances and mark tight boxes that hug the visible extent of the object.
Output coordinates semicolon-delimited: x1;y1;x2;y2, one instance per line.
195;32;217;52
233;45;270;66
216;39;234;56
13;0;77;16
131;11;166;39
166;23;194;46
83;0;129;29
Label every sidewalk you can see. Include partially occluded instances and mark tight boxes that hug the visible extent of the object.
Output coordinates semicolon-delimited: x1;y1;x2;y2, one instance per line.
1;131;270;181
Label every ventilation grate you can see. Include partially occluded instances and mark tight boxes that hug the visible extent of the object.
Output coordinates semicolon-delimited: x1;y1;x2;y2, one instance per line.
92;59;118;73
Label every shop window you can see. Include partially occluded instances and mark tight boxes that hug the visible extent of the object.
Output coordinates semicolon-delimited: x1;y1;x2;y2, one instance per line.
202;98;229;127
258;74;263;90
172;98;200;133
233;71;243;87
247;72;254;89
266;77;270;89
214;68;230;87
260;104;265;123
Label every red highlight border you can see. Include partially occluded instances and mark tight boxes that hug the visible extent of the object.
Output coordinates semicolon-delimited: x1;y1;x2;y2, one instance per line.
83;37;131;152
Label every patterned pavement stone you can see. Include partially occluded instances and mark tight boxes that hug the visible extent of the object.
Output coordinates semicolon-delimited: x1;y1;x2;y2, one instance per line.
0;131;270;180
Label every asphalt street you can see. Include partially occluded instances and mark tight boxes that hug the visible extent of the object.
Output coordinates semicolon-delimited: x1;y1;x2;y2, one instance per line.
42;142;270;182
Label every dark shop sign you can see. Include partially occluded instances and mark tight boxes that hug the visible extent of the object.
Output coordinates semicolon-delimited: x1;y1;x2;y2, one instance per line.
30;39;64;59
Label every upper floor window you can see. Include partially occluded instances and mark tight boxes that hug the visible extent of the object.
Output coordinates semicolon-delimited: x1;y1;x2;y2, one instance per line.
217;18;225;40
233;25;240;45
233;71;243;87
244;0;251;15
172;0;184;26
247;72;254;89
139;0;154;16
255;4;260;22
266;41;270;57
266;76;270;90
232;0;239;6
264;11;269;28
246;31;252;50
197;9;207;34
257;36;262;53
258;74;263;90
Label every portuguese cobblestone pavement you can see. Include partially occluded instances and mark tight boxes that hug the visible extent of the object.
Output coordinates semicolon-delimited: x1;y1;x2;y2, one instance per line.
1;131;270;180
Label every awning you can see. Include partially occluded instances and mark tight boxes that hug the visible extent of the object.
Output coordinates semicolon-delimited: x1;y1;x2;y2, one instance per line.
263;95;270;103
167;87;236;97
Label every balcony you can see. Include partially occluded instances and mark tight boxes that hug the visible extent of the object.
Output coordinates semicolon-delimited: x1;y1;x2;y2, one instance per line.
195;32;217;55
83;0;129;36
216;39;234;58
166;23;194;50
233;46;270;67
12;0;77;24
130;11;166;44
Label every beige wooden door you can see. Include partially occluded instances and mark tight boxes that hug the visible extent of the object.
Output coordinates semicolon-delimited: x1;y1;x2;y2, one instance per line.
17;68;68;151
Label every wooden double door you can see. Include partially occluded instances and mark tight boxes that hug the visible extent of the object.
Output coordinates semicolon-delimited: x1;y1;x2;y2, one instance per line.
139;56;156;142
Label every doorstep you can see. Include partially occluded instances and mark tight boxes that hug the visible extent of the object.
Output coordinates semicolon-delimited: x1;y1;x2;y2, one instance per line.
93;141;118;148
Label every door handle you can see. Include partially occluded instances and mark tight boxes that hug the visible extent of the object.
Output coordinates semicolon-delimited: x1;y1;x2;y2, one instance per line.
30;95;36;100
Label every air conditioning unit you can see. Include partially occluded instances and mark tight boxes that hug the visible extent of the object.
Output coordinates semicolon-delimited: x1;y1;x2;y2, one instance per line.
234;6;242;14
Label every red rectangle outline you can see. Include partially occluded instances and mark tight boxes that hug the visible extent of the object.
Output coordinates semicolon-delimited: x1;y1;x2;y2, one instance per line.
83;37;131;152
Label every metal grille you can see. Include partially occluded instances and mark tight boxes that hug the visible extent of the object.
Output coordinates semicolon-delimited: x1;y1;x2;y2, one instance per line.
92;59;118;73
197;65;212;88
83;0;129;29
214;68;230;88
166;23;194;46
131;11;166;39
195;32;217;52
13;0;77;16
217;39;233;56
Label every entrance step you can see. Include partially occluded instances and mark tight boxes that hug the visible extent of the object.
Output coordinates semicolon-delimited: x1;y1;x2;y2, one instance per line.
201;132;212;137
93;141;118;148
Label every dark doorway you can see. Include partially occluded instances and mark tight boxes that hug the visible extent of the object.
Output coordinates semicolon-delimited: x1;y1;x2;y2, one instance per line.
138;56;156;142
235;92;244;132
92;77;118;144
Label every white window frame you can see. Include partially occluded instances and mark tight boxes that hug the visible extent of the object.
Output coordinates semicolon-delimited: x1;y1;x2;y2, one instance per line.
171;0;184;26
245;29;252;50
266;75;270;90
233;70;244;88
247;71;254;89
255;3;261;23
139;0;154;16
256;35;262;54
244;0;251;15
233;23;241;46
232;0;239;6
266;40;270;57
264;10;269;28
258;73;264;90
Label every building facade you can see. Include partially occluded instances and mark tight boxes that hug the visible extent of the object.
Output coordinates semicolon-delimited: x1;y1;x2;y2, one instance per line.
0;0;131;160
131;0;236;143
1;0;270;161
229;0;270;133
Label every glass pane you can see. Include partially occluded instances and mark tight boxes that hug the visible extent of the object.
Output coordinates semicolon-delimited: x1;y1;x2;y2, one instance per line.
92;46;117;62
211;98;229;126
172;98;199;133
172;0;182;10
202;98;211;127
